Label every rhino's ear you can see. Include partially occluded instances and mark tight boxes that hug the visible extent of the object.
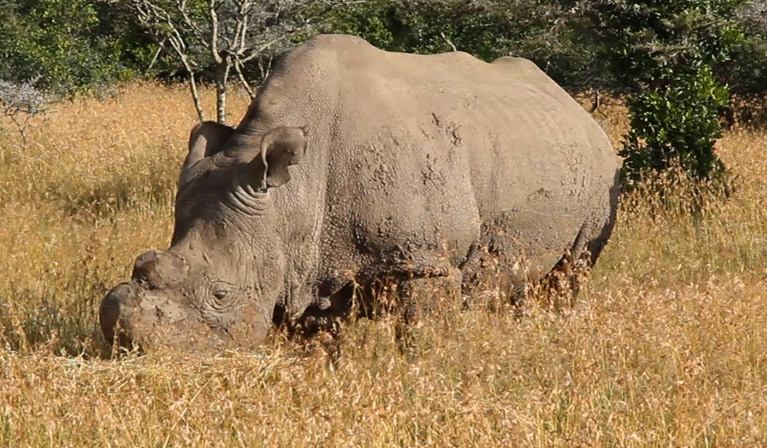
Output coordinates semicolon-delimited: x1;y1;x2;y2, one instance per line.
252;127;307;189
184;121;235;169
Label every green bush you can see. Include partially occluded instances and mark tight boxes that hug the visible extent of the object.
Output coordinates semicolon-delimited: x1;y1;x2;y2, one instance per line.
589;0;746;187
620;65;729;183
0;0;144;95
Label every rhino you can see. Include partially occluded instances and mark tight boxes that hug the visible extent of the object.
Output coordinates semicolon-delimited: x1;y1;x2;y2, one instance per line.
100;34;618;352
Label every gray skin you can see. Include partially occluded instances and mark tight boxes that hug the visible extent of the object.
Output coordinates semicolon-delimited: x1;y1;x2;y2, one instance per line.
100;34;619;352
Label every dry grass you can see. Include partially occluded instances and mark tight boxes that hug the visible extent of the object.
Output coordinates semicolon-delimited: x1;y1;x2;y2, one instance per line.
1;83;767;447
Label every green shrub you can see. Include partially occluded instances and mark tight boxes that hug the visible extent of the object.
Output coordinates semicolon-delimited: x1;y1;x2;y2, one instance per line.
620;65;730;185
589;0;745;188
0;0;141;95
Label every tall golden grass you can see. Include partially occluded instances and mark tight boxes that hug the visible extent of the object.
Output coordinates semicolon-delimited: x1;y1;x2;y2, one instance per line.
1;82;766;446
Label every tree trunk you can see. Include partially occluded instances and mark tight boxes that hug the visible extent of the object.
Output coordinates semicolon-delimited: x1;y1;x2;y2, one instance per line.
216;85;227;124
215;60;232;124
234;58;256;99
187;72;205;122
589;89;601;114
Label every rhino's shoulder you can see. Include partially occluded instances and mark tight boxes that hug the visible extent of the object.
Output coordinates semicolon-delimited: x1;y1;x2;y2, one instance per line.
298;35;486;71
288;34;380;66
303;34;373;50
491;57;546;77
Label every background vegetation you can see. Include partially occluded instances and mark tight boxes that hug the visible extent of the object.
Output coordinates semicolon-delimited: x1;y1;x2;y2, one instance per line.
1;83;767;446
1;1;764;102
2;0;767;445
2;0;765;182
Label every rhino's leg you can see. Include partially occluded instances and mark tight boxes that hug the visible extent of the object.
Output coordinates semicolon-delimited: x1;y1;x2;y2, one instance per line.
573;176;620;267
394;272;462;356
289;308;345;365
459;244;528;310
292;281;354;336
545;176;620;300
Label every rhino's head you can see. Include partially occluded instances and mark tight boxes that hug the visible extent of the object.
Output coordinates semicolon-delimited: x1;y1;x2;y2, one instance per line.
100;121;307;352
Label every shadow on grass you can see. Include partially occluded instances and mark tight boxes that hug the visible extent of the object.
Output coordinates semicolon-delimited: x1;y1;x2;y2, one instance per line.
58;170;177;220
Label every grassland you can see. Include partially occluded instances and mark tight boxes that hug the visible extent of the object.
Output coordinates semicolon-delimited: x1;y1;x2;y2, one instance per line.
1;83;766;447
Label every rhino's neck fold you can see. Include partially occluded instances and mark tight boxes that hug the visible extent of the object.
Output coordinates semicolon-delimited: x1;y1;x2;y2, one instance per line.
227;178;271;216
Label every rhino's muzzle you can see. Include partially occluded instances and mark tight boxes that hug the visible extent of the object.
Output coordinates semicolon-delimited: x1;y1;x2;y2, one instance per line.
100;280;271;353
99;282;139;349
99;281;189;352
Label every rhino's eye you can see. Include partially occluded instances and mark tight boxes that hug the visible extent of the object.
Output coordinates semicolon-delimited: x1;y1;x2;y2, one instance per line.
213;290;228;300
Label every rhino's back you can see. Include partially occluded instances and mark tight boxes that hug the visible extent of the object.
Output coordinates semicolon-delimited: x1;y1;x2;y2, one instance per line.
310;37;613;269
236;35;615;281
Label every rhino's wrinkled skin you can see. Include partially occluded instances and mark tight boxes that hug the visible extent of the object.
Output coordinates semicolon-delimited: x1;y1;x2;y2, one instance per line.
100;34;619;352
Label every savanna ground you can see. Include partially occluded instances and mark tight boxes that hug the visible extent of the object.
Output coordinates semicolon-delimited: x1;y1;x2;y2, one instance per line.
1;83;766;447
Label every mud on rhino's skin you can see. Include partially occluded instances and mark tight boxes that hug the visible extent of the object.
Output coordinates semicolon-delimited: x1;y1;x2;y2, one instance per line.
99;34;619;352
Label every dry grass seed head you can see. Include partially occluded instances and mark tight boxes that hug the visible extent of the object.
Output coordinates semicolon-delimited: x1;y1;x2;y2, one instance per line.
1;86;767;445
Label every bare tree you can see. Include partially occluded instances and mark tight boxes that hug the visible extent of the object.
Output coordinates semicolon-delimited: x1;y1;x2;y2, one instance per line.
0;79;50;149
119;0;361;124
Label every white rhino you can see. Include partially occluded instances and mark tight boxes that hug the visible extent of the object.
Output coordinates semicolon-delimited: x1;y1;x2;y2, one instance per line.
100;34;618;351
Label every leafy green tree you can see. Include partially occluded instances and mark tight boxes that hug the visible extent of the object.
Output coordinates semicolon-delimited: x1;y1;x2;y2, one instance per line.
727;0;767;95
717;1;767;125
329;0;509;58
588;0;746;186
621;66;730;181
0;0;135;95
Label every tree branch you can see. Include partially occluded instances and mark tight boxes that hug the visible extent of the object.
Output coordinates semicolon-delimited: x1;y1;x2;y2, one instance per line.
233;57;256;98
209;0;223;64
